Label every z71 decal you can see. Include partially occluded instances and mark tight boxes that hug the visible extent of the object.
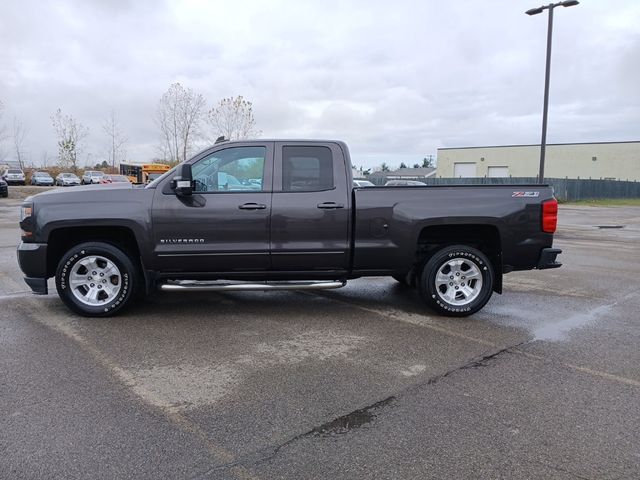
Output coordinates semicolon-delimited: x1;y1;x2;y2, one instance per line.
512;191;540;197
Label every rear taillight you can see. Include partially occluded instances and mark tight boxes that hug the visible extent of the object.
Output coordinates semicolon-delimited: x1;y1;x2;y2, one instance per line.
542;198;558;233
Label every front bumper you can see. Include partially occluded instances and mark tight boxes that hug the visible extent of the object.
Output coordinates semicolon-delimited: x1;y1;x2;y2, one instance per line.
537;248;562;269
17;242;48;294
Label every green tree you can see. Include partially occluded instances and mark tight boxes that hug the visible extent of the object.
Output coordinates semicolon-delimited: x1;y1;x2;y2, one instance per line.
380;162;390;172
413;163;420;168
422;156;434;168
399;162;407;169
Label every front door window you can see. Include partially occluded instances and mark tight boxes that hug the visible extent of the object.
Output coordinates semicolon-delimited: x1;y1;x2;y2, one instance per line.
192;146;266;193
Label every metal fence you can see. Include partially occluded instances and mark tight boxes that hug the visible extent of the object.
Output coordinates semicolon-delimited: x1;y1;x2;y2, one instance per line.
365;176;640;202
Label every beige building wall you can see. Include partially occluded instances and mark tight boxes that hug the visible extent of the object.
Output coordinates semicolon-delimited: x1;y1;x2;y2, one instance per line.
436;142;640;180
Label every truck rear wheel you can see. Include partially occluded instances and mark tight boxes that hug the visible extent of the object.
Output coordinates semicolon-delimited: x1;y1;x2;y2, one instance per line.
55;242;140;317
419;245;493;317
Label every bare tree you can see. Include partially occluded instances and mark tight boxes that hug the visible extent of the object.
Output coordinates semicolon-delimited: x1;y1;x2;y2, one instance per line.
13;117;27;170
51;108;89;173
103;110;127;170
156;83;205;164
0;100;8;163
207;95;260;141
41;151;50;168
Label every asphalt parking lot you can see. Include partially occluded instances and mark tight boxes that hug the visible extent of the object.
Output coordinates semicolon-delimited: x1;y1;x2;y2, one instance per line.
1;192;639;479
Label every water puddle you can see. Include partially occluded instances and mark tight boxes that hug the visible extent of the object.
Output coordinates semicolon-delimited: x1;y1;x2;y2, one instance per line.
533;303;613;341
310;396;395;436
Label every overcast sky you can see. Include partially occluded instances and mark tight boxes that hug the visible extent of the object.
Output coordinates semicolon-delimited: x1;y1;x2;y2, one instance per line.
1;0;639;169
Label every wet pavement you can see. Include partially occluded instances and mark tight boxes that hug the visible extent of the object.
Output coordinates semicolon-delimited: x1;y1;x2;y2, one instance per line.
1;195;639;479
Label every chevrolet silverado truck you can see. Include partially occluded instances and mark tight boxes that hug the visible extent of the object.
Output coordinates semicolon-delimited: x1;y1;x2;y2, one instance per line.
17;139;561;318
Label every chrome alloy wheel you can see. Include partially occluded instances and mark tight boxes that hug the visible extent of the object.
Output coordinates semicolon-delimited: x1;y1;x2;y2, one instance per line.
434;257;483;306
68;255;122;306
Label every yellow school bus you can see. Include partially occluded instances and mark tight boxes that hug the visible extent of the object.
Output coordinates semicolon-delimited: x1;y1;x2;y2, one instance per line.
119;163;170;184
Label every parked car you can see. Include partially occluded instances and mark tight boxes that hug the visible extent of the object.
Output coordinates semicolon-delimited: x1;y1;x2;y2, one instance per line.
17;139;561;318
30;171;55;186
81;170;105;184
99;174;131;184
385;180;427;186
55;173;81;186
2;168;26;185
353;179;375;187
0;178;7;197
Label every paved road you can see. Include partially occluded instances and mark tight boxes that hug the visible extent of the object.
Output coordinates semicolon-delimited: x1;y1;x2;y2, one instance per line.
1;196;639;479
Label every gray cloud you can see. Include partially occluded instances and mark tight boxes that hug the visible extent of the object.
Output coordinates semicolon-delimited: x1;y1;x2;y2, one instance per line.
1;0;638;169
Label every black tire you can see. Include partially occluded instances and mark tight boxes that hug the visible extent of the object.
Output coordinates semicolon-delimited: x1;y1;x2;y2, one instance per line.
418;245;494;317
55;242;141;317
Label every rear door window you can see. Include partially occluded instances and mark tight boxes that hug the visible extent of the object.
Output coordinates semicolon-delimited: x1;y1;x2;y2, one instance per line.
281;146;334;192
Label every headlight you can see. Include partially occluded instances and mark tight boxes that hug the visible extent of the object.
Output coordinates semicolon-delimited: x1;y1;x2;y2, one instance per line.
20;203;34;239
20;204;33;222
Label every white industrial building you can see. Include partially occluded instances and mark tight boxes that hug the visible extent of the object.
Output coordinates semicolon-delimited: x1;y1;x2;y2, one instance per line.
437;141;640;181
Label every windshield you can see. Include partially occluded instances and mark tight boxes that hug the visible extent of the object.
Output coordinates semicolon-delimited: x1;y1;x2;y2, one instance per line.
8;169;22;174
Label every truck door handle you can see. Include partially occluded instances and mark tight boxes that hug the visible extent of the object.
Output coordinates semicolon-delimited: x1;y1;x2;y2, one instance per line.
238;203;267;210
317;202;344;209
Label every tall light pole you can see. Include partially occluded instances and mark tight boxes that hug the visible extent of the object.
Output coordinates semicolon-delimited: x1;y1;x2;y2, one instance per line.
526;0;579;183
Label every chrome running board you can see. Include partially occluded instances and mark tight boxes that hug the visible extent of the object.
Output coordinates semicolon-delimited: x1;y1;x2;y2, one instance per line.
159;280;346;292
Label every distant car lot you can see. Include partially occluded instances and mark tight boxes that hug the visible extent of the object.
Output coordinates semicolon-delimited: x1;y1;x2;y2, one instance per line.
0;197;639;479
1;167;26;185
100;174;131;184
82;170;105;184
55;172;81;186
30;171;55;186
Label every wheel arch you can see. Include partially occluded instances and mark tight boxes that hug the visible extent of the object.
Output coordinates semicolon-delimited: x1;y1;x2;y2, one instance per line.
46;226;143;279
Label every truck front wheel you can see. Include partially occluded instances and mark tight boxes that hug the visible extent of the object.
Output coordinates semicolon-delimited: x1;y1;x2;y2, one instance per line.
55;242;140;317
419;245;494;317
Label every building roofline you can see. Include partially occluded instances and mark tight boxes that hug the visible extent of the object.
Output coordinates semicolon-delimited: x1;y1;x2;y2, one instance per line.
437;140;640;151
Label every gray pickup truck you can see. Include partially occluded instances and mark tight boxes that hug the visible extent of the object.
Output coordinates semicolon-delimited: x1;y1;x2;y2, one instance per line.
17;139;561;318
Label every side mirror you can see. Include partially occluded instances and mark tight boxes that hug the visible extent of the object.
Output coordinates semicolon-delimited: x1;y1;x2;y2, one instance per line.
170;163;193;197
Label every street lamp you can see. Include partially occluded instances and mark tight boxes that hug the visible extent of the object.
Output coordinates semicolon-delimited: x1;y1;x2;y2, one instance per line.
526;0;579;183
